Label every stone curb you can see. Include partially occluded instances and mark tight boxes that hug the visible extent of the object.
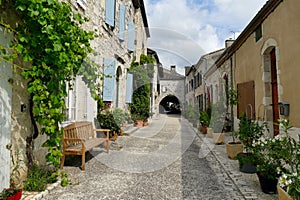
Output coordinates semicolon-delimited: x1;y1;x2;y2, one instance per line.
21;180;61;200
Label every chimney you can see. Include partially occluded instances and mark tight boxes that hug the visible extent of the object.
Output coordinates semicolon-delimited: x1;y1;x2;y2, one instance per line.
225;39;235;48
170;65;176;72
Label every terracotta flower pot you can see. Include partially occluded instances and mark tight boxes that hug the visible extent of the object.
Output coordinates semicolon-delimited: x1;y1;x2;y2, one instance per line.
277;185;293;200
198;125;207;134
134;120;143;127
207;128;213;138
212;132;225;144
226;142;243;159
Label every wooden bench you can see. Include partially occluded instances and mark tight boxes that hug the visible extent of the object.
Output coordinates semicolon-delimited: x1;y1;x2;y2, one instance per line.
61;121;111;170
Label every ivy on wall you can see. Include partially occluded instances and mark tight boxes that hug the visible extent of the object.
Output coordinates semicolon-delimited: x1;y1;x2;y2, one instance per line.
7;0;97;168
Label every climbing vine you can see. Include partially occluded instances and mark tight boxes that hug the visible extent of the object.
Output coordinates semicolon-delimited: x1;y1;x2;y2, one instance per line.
11;0;97;168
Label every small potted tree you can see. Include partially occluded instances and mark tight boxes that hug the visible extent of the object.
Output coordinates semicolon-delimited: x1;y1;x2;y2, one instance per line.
210;101;226;144
224;88;244;159
198;108;211;134
235;114;267;173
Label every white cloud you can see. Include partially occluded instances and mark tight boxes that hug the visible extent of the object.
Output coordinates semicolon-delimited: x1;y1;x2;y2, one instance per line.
144;0;268;74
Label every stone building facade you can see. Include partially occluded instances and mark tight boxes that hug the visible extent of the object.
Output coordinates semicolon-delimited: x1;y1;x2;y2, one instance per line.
216;0;300;136
0;0;149;190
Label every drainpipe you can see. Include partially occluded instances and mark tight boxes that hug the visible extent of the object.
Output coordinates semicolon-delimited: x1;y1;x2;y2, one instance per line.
203;58;207;110
230;56;234;131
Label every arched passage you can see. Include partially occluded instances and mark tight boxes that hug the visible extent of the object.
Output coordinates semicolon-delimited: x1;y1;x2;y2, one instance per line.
159;95;181;114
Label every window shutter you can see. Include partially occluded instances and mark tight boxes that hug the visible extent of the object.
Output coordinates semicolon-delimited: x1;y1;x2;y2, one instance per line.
128;21;135;52
105;0;115;27
103;58;116;101
118;4;126;40
125;73;133;103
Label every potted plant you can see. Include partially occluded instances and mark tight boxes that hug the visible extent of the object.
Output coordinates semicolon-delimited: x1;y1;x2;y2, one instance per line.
0;182;22;200
235;114;267;173
96;111;121;140
128;55;153;128
210;101;226;144
276;119;300;199
198;108;211;134
252;135;282;194
224;88;244;159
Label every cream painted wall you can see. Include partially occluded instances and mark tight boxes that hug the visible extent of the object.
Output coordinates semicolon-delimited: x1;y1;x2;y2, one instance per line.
233;0;300;128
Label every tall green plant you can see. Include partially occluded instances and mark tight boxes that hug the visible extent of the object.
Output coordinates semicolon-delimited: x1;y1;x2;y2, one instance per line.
13;0;95;167
129;54;154;122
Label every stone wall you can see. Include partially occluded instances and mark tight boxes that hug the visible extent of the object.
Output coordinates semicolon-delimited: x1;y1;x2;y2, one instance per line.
0;0;149;186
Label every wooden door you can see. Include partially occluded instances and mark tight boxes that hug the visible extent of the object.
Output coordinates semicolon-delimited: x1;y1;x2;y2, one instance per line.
0;26;13;191
237;81;255;119
270;48;279;136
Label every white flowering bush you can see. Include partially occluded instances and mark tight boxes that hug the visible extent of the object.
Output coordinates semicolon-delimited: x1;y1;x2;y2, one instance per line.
252;135;283;180
276;119;300;199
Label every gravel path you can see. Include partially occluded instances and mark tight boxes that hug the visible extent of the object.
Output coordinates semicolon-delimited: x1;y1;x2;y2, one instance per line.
39;115;273;200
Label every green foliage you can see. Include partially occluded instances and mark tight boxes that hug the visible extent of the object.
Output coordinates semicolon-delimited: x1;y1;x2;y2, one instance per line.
277;119;300;198
210;100;227;133
199;106;211;127
97;111;121;134
23;164;58;192
234;113;267;152
112;108;129;127
0;182;21;199
129;54;153;122
12;0;95;167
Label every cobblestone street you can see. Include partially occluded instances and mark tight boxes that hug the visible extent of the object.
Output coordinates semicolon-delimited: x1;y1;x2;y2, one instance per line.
34;115;278;200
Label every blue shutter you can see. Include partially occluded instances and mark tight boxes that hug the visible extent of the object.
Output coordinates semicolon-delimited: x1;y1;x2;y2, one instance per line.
105;0;115;27
128;21;135;52
118;4;126;40
103;58;116;101
125;73;133;103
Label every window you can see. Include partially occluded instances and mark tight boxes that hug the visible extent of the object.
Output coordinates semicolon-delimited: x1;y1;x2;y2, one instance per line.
255;24;262;42
162;85;167;93
105;0;116;27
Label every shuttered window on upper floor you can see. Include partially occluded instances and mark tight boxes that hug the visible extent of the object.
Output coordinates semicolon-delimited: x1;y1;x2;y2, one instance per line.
119;4;126;41
105;0;116;27
103;58;116;101
128;20;135;52
255;24;262;42
125;73;133;103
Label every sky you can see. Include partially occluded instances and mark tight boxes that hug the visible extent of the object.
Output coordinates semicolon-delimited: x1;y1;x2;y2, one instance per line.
144;0;268;75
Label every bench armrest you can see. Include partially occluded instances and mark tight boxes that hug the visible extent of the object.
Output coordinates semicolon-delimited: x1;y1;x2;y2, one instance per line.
94;129;110;140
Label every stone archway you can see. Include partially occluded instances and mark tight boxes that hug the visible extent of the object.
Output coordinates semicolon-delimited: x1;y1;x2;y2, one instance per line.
159;95;181;114
261;39;281;136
